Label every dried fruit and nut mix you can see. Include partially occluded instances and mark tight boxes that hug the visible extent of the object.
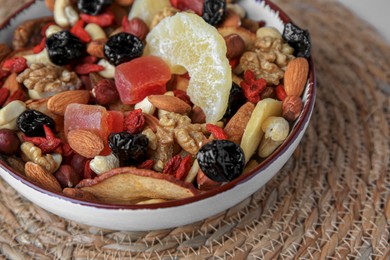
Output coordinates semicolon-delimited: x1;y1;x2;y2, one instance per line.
0;0;311;204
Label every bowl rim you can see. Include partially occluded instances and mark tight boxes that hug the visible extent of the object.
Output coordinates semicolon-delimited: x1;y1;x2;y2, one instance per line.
0;0;317;210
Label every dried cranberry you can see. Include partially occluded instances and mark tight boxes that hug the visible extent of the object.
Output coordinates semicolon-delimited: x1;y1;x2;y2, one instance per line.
223;82;246;118
282;22;311;58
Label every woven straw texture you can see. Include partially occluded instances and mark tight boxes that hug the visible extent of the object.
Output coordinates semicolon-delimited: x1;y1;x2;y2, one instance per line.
1;0;389;259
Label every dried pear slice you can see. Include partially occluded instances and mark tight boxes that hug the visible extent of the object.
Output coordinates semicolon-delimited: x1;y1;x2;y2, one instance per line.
76;167;199;203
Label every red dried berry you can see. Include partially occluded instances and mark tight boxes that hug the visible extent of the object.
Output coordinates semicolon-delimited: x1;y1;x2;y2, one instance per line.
83;160;97;179
33;37;46;54
138;159;154;170
175;154;193;180
80;9;115;27
80;55;98;64
5;89;27;105
229;58;239;69
93;79;119;105
170;0;203;15
41;22;56;36
172;89;192;106
124;109;145;134
74;63;104;75
0;88;10;107
2;57;27;73
0;70;10;81
275;84;287;101
240;70;267;104
70;20;92;43
23;125;62;154
163;154;182;175
206;123;228;140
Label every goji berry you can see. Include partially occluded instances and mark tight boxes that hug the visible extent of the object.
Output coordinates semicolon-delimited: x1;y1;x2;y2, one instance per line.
0;88;10;107
2;57;27;73
5;89;27;105
23;125;62;154
173;89;192;106
175;154;193;180
121;16;130;33
124;109;145;134
258;20;266;28
0;70;10;81
80;9;115;27
163;155;182;175
70;20;91;43
138;159;154;170
206;123;228;140
170;0;203;15
74;63;104;75
240;70;267;104
229;58;239;69
275;84;287;101
83;160;97;179
33;36;46;54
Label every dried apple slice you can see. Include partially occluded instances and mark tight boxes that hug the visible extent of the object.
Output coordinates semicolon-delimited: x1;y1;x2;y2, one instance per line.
76;167;199;203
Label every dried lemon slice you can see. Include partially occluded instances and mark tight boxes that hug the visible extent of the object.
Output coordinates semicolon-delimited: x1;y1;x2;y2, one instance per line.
146;12;232;123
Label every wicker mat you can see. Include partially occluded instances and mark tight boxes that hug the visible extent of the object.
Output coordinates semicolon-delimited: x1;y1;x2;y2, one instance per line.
1;0;389;259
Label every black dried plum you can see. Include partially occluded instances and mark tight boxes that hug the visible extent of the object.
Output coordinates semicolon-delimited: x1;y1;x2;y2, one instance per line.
46;31;86;65
108;132;148;166
223;82;246;118
78;0;112;16
282;22;311;58
16;110;56;137
197;140;245;182
104;33;144;66
202;0;226;26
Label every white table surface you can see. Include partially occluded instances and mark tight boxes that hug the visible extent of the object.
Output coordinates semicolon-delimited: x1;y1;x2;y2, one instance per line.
338;0;390;43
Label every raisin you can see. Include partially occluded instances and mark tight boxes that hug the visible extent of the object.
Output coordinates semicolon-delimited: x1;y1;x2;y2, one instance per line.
282;22;311;58
223;82;246;118
77;0;112;16
46;31;86;65
16;110;56;137
108;132;148;166
196;140;245;182
104;33;144;66
202;0;226;26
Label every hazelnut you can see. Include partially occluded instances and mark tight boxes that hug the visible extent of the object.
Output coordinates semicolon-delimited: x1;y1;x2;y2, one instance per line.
224;34;246;59
220;9;241;27
54;165;81;188
92;79;119;105
0;129;21;155
126;18;149;40
282;95;303;121
261;86;276;99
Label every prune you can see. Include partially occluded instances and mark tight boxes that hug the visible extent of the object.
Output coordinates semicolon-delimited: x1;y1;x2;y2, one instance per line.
46;31;86;65
104;33;144;66
282;22;311;58
108;132;148;166
197;140;245;182
78;0;112;16
16;110;56;137
202;0;226;26
223;82;246;118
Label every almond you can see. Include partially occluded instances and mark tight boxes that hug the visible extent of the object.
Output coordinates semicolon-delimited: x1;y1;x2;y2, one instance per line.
148;95;191;115
282;95;303;121
25;162;62;193
284;57;309;97
67;129;104;158
47;90;90;116
63;188;98;202
224;102;255;144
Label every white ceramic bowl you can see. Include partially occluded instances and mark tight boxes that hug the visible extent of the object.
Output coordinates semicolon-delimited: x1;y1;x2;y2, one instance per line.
0;0;316;231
